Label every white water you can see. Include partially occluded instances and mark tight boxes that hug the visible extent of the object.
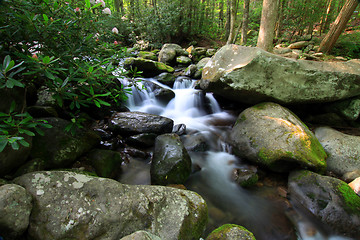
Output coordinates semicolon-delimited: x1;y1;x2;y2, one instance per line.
119;76;354;240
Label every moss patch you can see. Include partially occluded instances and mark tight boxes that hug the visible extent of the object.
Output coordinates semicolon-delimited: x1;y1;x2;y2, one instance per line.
337;182;360;215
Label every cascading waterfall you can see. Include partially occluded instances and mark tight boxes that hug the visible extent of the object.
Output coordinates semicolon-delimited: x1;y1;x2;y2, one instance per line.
118;76;353;240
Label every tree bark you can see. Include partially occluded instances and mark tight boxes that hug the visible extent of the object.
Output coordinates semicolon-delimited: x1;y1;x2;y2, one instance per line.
318;0;358;53
226;0;237;44
241;0;250;45
257;0;279;52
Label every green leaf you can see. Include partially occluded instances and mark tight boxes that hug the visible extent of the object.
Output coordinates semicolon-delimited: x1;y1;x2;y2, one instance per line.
19;139;30;147
97;99;111;106
89;86;94;95
44;71;55;80
94;100;101;108
0;139;7;152
11;141;19;150
43;14;49;25
43;56;50;64
0;112;8;117
9;101;16;113
35;128;45;136
3;55;11;72
85;0;91;9
91;2;102;9
88;66;94;73
5;60;15;73
21;129;36;136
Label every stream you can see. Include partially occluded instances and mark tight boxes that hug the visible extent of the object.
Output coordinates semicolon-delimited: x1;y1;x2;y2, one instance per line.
117;76;354;240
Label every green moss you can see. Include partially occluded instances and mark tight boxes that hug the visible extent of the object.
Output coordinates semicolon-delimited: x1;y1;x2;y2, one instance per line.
211;224;240;234
207;224;256;240
236;114;247;125
252;102;268;110
154;62;174;73
337;182;360;215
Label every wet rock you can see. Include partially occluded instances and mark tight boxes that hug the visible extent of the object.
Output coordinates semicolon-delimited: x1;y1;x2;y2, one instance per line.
273;47;292;55
86;149;123;178
349;177;360;196
14;158;46;177
231;168;258;187
206;48;217;57
230;102;327;173
138;51;157;61
315;127;360;180
0;184;32;239
206;224;256;240
182;133;209;152
176;56;192;65
200;45;360;105
124;57;174;77
154;72;176;87
194;57;211;79
26;105;58;118
30;117;100;169
325;96;360;121
183;64;197;77
191;47;207;62
172;124;186;136
109;112;173;136
0;134;32;177
14;171;208;240
151;133;192;185
126;133;158;148
288;170;360;238
120;230;161;240
158;44;184;65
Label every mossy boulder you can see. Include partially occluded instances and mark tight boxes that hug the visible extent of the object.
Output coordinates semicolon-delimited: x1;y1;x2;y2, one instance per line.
120;230;161;240
154;72;176;87
30;117;100;169
288;170;360;238
230;102;327;173
14;171;208;240
315;127;360;180
138;51;158;61
176;56;192;65
206;224;256;240
124;57;174;77
158;44;185;65
151;133;192;185
86;149;123;178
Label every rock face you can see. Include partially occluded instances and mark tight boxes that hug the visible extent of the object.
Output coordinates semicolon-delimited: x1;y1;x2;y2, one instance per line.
199;44;360;105
158;44;187;65
124;57;174;77
0;184;32;239
120;230;161;240
86;149;123;178
0;135;32;177
30;117;100;169
151;134;192;185
230;102;327;172
315;127;360;180
109;112;174;136
14;171;208;240
288;170;360;238
206;224;256;240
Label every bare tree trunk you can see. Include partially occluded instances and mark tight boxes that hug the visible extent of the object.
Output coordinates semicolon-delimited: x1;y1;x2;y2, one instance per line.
241;0;250;45
318;0;358;53
226;0;237;44
275;0;285;40
257;0;279;52
219;0;224;32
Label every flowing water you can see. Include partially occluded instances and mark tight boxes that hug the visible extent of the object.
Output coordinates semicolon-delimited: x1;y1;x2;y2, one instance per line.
118;76;354;240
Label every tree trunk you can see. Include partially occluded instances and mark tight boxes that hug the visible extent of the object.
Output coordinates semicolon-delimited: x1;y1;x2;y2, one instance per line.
226;0;237;44
318;0;358;53
241;0;250;45
257;0;279;52
275;0;285;40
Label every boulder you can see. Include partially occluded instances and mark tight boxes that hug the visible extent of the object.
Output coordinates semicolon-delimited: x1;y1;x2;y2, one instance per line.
158;44;184;65
138;51;158;61
199;45;360;105
315;127;360;180
109;112;174;136
154;72;176;87
230;102;327;173
30;117;100;169
0;87;26;113
288;170;360;238
325;96;360;121
151;134;192;185
176;56;192;65
0;184;32;239
0;134;32;177
14;171;208;240
86;149;123;178
349;177;360;196
120;230;161;240
194;57;211;79
288;41;309;49
124;57;174;78
126;133;158;148
231;168;258;187
206;224;256;240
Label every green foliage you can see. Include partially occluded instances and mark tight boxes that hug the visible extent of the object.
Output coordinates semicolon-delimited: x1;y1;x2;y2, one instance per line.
331;31;360;59
0;101;52;152
0;55;25;89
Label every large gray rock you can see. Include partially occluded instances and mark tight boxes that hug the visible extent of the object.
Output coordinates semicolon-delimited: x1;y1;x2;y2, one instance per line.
315;127;360;180
206;224;256;240
0;135;32;177
124;58;174;78
158;44;184;65
109;112;174;136
0;184;32;239
30;117;100;169
288;170;360;238
151;134;192;185
86;149;123;178
199;45;360;105
120;230;161;240
14;171;208;240
230;102;327;173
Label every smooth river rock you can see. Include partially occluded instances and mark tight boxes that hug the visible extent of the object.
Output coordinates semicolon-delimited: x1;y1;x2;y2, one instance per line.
199;45;360;105
14;171;208;240
230;102;327;173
